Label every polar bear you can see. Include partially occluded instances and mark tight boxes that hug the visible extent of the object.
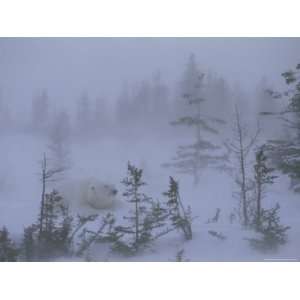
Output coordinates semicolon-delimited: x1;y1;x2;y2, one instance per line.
58;178;118;210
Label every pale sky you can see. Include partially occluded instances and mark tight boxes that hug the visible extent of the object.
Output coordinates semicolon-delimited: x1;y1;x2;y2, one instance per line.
0;38;299;112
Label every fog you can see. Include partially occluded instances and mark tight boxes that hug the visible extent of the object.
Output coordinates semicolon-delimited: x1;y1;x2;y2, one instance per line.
1;38;300;109
0;38;300;262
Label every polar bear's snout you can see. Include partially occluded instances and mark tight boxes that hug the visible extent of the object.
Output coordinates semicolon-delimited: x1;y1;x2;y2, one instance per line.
111;188;118;196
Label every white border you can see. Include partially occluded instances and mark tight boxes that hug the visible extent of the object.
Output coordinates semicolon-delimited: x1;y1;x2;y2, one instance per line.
0;0;299;36
0;263;299;300
0;1;299;300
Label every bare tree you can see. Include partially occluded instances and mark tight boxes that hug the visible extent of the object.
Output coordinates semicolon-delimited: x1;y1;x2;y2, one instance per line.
225;105;260;226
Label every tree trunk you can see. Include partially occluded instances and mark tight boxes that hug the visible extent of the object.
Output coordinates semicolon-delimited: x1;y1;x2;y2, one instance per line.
236;108;248;227
240;152;248;226
256;179;262;229
134;187;139;250
39;154;47;239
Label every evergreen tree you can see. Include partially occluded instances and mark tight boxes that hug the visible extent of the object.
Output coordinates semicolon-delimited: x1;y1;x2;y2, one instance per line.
253;146;277;228
112;162;153;254
94;97;109;135
38;153;66;238
115;75;169;137
36;190;73;259
22;225;38;261
76;92;92;136
21;189;98;260
204;73;232;124
110;165;193;256
0;227;18;261
151;71;169;113
164;54;226;185
133;81;152;124
115;84;133;132
150;71;170;132
247;204;290;251
264;64;300;192
163;176;192;240
256;77;281;139
244;147;290;251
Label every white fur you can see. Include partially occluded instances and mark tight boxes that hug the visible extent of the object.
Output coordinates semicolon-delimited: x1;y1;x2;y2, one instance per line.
58;178;118;210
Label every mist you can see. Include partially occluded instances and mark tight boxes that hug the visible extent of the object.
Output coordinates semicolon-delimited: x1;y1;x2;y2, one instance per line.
1;38;300;106
0;37;299;261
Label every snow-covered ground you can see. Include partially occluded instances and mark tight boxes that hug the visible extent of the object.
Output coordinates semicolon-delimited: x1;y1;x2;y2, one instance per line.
0;132;299;261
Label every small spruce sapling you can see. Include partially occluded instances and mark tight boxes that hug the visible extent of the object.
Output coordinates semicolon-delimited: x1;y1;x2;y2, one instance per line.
37;190;72;258
247;204;290;251
22;189;98;260
163;176;192;240
111;162;154;255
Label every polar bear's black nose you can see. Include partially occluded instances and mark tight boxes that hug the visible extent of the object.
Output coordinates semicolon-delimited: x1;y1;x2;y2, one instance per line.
112;189;118;195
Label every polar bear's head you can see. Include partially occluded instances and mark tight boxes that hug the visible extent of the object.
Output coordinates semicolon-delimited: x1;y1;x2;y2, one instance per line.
86;181;118;209
59;178;119;211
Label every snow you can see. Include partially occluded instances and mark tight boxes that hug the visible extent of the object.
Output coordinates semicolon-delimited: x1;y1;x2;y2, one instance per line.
0;132;299;261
